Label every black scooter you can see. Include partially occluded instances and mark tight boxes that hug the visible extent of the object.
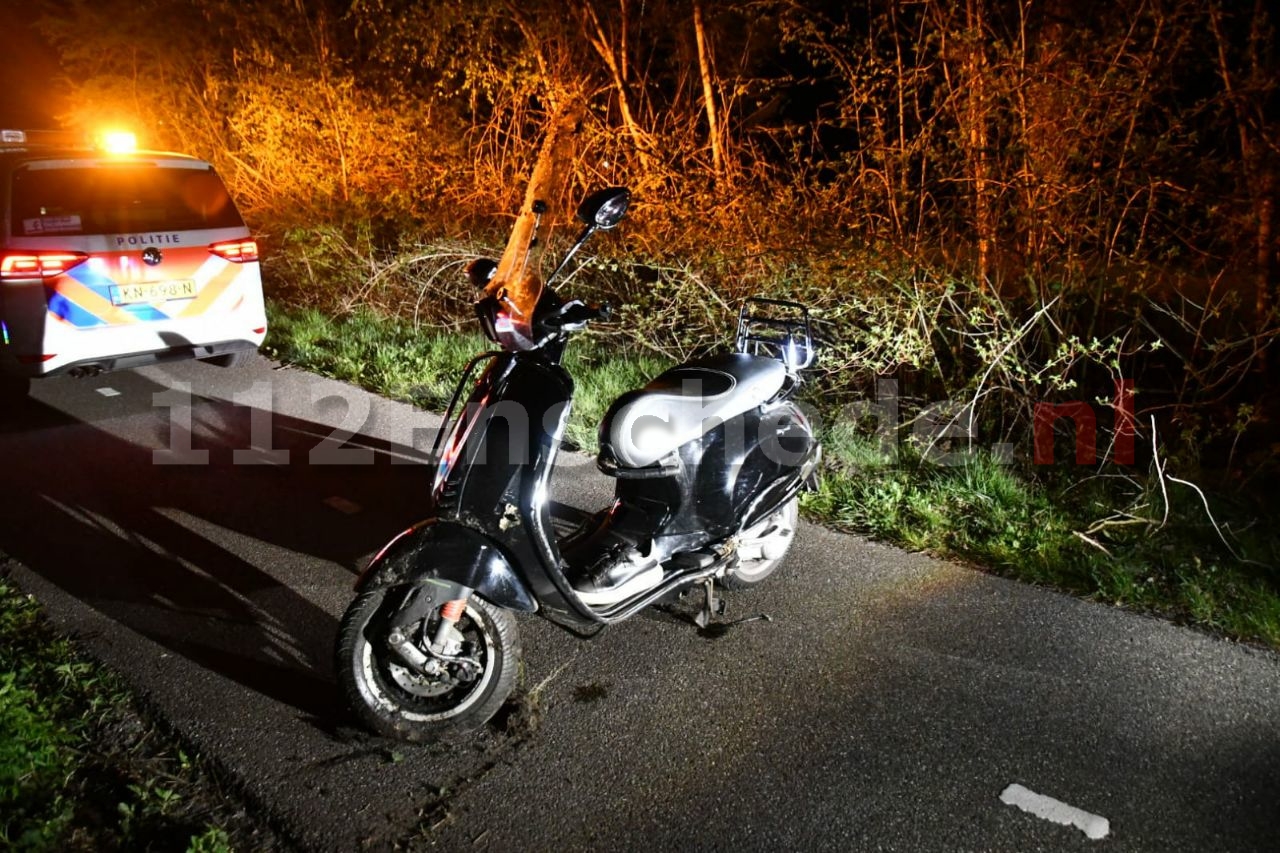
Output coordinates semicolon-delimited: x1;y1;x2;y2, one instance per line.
335;188;821;740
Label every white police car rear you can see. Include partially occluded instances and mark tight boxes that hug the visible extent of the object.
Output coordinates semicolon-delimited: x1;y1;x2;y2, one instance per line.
0;129;266;397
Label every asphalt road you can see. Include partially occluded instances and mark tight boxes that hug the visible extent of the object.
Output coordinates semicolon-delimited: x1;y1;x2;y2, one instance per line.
2;356;1277;852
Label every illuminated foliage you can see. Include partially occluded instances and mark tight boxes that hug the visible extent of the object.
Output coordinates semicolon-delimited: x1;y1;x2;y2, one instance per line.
30;0;1277;300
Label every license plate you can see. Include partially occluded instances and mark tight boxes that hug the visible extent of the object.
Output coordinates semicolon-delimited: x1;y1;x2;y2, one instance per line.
110;280;197;305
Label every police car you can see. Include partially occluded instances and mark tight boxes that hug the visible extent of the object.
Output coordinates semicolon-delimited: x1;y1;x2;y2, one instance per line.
0;129;266;397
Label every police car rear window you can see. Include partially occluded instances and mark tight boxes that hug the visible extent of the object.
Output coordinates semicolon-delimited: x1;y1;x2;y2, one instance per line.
10;164;244;237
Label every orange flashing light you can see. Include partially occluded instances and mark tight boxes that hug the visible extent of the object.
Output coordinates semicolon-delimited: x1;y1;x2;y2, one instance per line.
99;130;138;154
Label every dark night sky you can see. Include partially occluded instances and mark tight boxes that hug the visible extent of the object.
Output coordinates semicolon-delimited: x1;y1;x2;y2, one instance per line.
0;5;66;128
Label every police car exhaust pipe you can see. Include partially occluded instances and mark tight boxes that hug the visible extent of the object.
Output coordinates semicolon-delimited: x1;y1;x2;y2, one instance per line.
68;365;104;378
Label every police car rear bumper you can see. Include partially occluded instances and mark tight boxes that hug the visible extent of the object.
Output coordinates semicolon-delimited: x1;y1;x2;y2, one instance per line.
0;338;260;378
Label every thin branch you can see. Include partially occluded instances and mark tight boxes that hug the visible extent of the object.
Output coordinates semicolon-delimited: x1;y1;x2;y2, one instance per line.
1164;475;1243;561
1073;530;1114;557
1150;415;1170;529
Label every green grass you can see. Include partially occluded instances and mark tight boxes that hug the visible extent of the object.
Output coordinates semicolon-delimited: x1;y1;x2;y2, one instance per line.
560;344;672;451
264;304;491;410
805;428;1280;646
805;429;1079;577
0;572;254;851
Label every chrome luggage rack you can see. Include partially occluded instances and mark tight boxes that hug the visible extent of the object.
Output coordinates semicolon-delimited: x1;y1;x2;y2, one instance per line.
734;297;816;373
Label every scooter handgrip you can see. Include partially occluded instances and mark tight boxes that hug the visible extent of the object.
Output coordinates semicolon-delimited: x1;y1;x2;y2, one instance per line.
545;300;597;329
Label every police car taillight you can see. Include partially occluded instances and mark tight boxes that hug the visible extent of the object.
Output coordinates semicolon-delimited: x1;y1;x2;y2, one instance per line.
208;239;258;263
0;251;89;279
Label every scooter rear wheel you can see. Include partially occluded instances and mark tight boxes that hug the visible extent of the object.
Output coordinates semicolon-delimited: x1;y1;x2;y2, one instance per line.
336;585;520;741
722;497;799;590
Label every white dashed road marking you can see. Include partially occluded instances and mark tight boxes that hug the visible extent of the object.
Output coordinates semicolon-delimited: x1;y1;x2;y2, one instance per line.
96;387;121;397
1000;783;1111;840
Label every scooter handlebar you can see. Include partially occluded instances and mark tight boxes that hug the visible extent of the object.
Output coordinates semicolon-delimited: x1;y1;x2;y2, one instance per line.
544;300;612;330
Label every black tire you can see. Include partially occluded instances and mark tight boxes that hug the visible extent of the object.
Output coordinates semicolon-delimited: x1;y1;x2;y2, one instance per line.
335;586;520;741
722;497;799;590
202;350;252;368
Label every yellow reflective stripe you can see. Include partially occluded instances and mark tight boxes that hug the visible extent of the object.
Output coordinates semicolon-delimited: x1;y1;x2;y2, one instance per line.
180;264;242;318
49;279;141;325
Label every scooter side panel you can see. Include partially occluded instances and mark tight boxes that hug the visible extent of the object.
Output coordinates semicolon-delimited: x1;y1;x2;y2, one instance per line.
611;401;816;543
732;401;818;526
432;354;596;617
354;520;537;612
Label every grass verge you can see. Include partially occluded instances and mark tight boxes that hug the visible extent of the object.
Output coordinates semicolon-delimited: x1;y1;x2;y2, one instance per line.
263;300;1280;649
0;563;279;851
808;429;1280;646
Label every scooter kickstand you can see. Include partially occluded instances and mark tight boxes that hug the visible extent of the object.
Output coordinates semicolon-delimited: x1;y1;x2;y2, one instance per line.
695;578;728;629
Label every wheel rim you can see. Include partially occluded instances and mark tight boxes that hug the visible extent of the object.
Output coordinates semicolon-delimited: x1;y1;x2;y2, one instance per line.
357;599;499;724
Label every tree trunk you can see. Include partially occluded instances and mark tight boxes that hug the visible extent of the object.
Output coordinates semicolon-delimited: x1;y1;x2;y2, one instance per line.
692;0;726;184
582;1;651;167
1248;4;1277;344
1256;162;1276;333
964;0;993;287
1209;2;1278;353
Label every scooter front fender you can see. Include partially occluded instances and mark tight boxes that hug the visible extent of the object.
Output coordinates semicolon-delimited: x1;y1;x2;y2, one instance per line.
353;520;537;612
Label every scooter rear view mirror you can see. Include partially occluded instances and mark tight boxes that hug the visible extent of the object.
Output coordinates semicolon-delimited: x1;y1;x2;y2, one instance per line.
576;187;631;230
467;258;498;290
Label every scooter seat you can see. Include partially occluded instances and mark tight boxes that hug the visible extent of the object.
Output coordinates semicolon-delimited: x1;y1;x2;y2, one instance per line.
599;353;788;469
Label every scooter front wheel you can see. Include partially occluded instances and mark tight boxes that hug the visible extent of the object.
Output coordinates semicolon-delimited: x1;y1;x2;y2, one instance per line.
335;585;520;741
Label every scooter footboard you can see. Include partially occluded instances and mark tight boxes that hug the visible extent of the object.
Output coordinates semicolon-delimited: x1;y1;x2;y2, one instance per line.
354;520;537;612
